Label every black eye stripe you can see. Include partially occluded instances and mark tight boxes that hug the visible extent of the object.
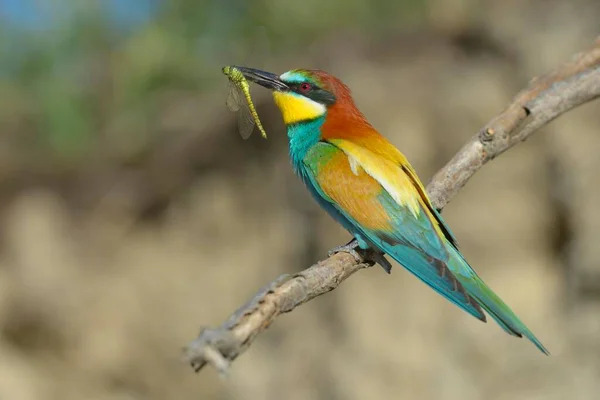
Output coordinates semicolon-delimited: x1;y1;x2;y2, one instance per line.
287;82;336;106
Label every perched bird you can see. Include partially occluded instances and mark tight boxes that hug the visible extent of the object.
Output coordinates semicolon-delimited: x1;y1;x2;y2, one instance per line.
233;66;549;355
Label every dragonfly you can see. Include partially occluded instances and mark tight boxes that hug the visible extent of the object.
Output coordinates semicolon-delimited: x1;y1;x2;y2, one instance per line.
222;65;268;139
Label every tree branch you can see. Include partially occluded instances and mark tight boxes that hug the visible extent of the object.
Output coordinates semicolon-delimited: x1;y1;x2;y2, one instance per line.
428;36;600;209
183;37;600;375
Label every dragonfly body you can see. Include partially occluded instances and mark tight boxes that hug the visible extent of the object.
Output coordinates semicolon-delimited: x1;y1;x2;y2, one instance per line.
222;66;268;139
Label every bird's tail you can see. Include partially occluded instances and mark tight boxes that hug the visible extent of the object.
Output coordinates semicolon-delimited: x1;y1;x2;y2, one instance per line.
447;245;550;355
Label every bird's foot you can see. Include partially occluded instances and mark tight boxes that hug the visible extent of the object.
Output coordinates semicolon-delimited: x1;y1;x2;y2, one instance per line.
328;238;362;261
328;239;393;274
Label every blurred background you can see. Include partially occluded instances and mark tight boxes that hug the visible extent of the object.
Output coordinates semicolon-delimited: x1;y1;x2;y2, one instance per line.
0;0;598;399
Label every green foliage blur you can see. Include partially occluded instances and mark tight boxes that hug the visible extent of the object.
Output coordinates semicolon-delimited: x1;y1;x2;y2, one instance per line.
0;0;428;174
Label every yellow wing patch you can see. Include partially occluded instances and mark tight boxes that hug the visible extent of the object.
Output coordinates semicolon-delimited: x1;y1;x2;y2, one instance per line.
328;138;422;218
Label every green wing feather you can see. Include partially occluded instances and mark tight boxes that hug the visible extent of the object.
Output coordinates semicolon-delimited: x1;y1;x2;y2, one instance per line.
302;141;549;355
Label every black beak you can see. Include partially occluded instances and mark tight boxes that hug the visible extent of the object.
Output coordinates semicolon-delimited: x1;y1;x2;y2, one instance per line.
234;66;289;91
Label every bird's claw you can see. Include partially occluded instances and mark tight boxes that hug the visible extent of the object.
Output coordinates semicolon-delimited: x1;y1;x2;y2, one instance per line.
328;239;362;262
328;239;393;274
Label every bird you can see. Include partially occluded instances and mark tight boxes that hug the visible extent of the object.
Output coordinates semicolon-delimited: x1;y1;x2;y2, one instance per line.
232;66;549;355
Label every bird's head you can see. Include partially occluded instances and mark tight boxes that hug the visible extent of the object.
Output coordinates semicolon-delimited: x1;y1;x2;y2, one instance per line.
235;66;357;126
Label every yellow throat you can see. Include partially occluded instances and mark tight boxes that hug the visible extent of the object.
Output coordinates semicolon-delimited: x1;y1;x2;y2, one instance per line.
272;91;327;125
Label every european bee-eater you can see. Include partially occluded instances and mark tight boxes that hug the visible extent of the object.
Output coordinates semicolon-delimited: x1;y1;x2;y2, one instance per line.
233;66;549;355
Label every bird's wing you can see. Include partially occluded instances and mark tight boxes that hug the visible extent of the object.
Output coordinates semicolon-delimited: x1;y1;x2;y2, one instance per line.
303;140;486;321
337;133;460;247
325;138;455;260
303;138;549;354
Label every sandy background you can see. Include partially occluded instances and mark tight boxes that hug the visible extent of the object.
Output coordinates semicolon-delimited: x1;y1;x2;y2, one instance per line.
0;1;599;399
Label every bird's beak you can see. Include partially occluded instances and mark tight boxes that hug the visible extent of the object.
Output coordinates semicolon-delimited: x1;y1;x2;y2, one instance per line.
235;66;289;91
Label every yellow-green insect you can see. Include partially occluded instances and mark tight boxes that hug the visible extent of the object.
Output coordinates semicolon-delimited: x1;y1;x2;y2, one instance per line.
222;65;267;139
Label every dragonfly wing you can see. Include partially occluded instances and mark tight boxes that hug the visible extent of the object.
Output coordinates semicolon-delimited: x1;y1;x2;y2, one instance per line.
225;81;255;139
226;81;241;112
236;94;256;139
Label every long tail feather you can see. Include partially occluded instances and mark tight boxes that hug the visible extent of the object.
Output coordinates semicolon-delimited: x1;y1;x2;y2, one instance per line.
378;241;487;322
447;245;550;355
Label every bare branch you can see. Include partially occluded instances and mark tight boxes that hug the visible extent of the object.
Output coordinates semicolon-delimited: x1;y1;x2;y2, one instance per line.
183;252;370;374
427;37;600;209
183;37;600;374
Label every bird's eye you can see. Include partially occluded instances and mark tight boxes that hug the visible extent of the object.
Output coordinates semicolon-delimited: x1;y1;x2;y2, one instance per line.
299;83;312;93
